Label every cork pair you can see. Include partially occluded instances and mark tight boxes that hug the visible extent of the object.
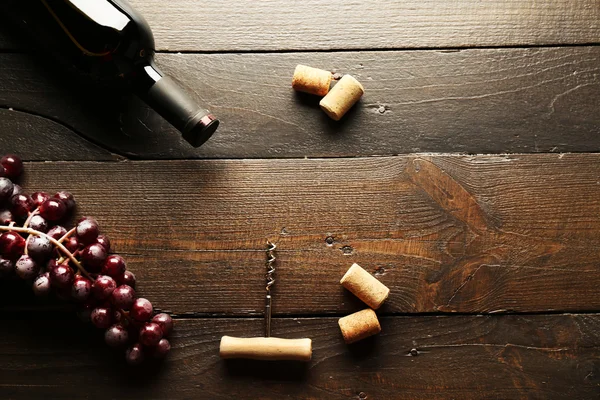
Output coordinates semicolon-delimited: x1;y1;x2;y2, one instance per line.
338;263;390;344
291;65;364;121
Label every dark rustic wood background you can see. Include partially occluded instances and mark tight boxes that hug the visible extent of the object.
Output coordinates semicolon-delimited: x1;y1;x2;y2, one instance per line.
0;1;599;399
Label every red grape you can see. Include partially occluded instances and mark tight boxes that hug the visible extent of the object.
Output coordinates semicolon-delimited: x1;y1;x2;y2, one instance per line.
76;217;99;245
10;194;34;218
139;322;163;347
0;177;14;203
111;285;135;310
0;155;23;179
92;275;117;300
0;209;14;225
125;343;144;365
26;235;53;262
0;257;13;276
49;262;74;289
39;198;66;221
46;225;67;240
152;339;171;359
33;272;51;296
31;192;50;207
105;324;129;347
130;298;153;322
81;243;108;272
0;231;26;260
102;255;126;278
11;184;22;197
15;255;40;280
71;276;92;302
152;313;173;337
64;236;79;253
28;215;48;232
120;270;136;288
113;310;124;323
96;235;110;252
91;307;113;329
53;191;75;212
46;259;57;270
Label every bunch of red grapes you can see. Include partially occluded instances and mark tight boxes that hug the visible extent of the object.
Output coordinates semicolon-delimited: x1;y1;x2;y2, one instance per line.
0;154;172;365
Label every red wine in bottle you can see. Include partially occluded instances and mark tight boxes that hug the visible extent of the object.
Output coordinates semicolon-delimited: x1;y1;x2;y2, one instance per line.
3;0;219;147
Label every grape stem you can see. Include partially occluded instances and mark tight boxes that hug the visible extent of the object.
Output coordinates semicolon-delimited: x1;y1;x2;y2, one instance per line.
56;228;77;265
22;208;41;256
23;208;39;229
58;227;76;244
0;225;91;280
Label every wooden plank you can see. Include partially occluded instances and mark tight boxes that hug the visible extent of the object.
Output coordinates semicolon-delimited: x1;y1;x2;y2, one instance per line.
137;0;600;51
0;109;121;161
0;314;597;399
2;1;600;51
1;47;599;160
1;154;599;315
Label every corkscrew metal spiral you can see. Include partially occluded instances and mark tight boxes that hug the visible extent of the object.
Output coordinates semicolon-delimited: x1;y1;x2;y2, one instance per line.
265;241;276;337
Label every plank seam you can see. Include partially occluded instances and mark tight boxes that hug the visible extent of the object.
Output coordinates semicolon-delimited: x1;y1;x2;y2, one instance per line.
1;42;599;56
152;42;600;55
14;152;600;164
165;310;600;319
2;310;600;320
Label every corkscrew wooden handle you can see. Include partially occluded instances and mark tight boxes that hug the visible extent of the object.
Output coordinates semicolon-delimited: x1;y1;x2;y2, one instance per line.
219;336;312;361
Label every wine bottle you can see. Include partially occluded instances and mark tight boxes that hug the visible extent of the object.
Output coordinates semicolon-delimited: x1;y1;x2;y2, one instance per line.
3;0;219;147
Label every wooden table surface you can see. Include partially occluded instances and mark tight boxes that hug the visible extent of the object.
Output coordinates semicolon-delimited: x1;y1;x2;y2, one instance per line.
1;1;600;399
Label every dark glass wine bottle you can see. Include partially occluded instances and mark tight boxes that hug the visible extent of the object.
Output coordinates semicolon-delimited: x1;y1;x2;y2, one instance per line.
3;0;219;147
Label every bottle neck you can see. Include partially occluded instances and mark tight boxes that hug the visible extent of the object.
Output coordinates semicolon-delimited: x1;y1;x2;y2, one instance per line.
131;62;163;92
134;64;219;147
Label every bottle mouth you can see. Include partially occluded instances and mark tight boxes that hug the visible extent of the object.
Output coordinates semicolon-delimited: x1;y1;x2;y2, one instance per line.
182;114;220;148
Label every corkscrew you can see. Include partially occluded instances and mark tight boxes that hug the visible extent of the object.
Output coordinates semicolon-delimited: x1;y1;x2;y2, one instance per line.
265;240;276;337
219;241;312;361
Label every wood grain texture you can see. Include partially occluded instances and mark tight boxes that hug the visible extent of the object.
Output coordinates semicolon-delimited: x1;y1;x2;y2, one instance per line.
4;0;595;52
143;0;600;51
1;47;599;159
0;108;121;161
0;314;597;399
0;2;597;398
1;154;599;315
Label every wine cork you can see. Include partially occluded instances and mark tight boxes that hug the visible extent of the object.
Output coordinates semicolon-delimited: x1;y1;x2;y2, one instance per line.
338;309;381;344
219;336;312;361
340;263;389;309
319;74;364;121
292;65;332;96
